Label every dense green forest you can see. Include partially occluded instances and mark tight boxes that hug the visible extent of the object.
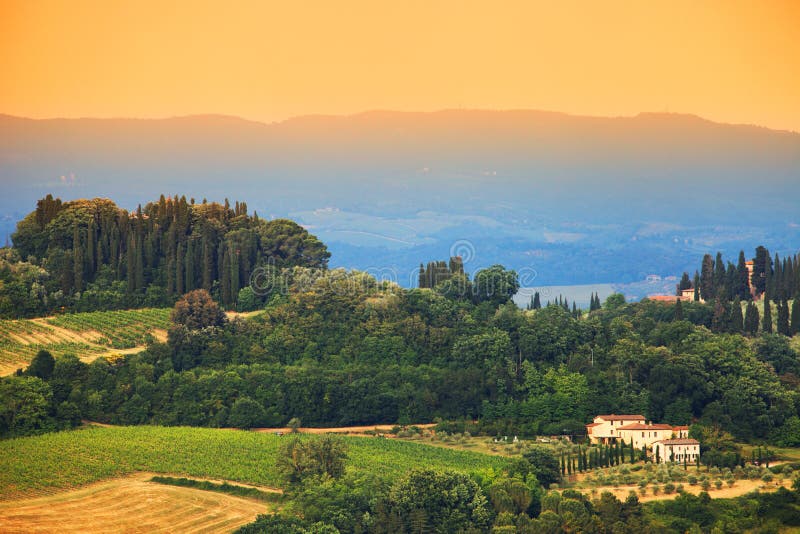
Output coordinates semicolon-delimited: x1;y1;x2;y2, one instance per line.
2;196;800;532
0;195;329;317
3;250;799;449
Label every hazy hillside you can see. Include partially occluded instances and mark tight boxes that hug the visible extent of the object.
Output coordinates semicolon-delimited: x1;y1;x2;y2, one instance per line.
2;110;799;286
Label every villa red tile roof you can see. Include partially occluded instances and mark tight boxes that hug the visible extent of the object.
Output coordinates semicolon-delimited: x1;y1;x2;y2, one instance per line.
596;415;645;421
648;295;679;302
585;422;602;427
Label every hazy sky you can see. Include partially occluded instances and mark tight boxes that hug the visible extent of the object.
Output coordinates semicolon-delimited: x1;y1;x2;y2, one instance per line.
2;1;798;131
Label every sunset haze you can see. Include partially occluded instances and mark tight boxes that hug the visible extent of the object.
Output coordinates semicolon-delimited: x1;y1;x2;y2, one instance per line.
2;0;799;131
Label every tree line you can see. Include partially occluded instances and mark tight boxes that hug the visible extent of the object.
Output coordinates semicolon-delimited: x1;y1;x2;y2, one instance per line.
0;195;329;317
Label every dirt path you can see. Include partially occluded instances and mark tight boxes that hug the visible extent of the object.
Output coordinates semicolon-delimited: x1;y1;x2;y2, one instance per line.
0;472;271;533
252;423;436;436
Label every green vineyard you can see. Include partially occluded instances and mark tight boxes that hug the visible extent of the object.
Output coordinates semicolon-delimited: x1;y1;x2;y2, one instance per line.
0;308;171;373
0;426;510;499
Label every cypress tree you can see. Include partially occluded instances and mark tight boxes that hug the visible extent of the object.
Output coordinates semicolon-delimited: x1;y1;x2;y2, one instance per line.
777;299;790;335
736;250;750;299
693;271;701;301
184;239;195;292
175;242;185;296
73;226;83;293
202;236;213;290
166;257;175;295
752;246;770;297
744;302;759;336
790;299;800;336
700;254;715;301
230;244;240;300
674;298;684;321
533;291;541;310
678;272;692;292
773;254;784;300
134;230;144;292
725;262;737;301
762;299;773;334
712;298;729;333
714;252;726;299
86;218;96;278
220;247;231;306
729;297;743;334
126;233;136;293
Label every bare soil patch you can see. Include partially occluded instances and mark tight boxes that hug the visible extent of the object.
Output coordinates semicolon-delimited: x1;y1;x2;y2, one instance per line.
0;472;269;533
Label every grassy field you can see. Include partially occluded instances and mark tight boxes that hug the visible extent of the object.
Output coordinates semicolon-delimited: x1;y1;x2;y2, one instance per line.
0;425;510;500
0;308;170;375
0;472;268;533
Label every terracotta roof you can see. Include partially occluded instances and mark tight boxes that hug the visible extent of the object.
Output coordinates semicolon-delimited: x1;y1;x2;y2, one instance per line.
672;426;689;430
585;422;602;427
618;423;673;430
655;439;699;445
647;295;680;302
595;415;645;421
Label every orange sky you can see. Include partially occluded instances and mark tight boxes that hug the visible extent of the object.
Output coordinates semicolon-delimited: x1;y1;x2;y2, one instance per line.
1;0;799;131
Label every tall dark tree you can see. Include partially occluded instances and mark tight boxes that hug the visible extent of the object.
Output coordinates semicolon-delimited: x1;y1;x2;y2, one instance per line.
700;254;715;301
790;298;800;337
762;299;773;334
711;298;729;333
714;252;727;299
729;297;743;334
202;236;213;290
693;271;701;301
72;226;83;293
752;246;770;297
772;253;784;301
674;298;684;321
175;242;185;296
744;302;760;336
184;239;195;292
736;251;750;300
777;300;790;336
678;272;692;293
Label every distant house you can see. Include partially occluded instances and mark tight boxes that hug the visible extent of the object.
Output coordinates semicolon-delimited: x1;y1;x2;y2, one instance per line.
679;287;696;301
586;414;646;444
653;438;700;463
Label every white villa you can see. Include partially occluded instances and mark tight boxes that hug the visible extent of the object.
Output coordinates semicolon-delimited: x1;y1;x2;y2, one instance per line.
586;415;693;452
617;423;674;449
585;414;646;444
654;438;700;463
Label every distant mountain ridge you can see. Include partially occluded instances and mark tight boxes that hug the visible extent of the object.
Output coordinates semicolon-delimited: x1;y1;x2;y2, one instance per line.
1;109;798;286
